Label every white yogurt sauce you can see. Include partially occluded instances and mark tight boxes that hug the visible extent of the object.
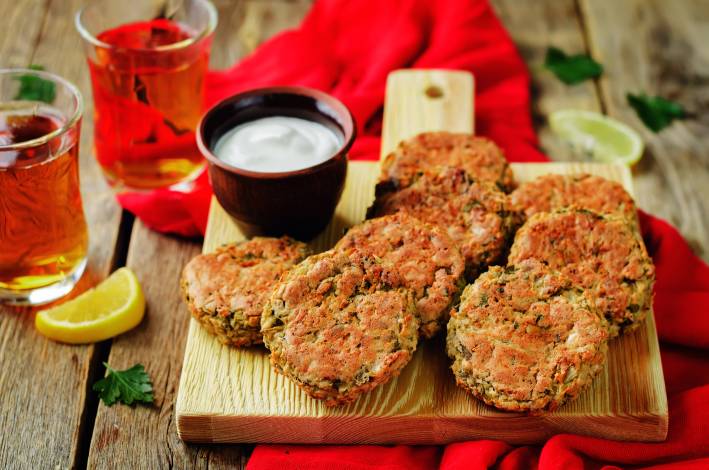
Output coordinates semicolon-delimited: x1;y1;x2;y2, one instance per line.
213;116;343;173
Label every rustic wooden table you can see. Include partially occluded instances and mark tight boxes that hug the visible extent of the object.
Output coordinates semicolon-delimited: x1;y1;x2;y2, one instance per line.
0;0;706;468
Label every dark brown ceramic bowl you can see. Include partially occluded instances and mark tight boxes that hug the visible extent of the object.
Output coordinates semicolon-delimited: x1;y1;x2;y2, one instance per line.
197;86;356;240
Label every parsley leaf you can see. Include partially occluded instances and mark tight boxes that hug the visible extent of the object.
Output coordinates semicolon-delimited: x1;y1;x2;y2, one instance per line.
92;362;155;406
626;92;686;132
544;47;603;85
14;64;56;104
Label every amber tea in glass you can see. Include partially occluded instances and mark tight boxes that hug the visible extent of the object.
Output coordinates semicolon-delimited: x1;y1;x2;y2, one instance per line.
76;0;217;191
0;69;87;305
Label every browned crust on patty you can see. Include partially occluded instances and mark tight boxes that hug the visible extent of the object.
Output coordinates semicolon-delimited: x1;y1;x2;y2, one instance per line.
447;260;609;413
510;173;637;222
335;213;466;338
508;209;655;336
261;249;419;406
180;236;309;347
368;167;523;280
379;131;517;193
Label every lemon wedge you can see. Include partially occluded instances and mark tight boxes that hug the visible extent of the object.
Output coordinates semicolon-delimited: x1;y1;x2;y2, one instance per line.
549;109;644;166
35;267;145;344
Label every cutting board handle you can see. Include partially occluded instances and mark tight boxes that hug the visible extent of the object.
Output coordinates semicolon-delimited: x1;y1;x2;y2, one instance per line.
380;69;475;158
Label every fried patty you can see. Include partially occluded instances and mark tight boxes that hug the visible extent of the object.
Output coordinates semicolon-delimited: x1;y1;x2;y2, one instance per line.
447;260;609;413
335;213;466;338
261;249;419;406
369;166;522;279
508;209;655;336
379;132;516;193
510;173;637;221
181;236;309;347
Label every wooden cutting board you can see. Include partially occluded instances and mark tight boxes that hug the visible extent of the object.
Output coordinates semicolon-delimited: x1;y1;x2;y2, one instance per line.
176;70;668;445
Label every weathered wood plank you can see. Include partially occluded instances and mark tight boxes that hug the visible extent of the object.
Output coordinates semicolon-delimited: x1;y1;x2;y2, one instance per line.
491;0;603;161
209;0;247;68
0;0;46;68
580;0;709;260
0;0;125;468
87;1;312;468
86;222;209;469
87;223;253;469
210;0;313;68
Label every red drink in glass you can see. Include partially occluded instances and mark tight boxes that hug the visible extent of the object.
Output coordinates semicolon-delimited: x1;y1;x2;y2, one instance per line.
77;1;216;191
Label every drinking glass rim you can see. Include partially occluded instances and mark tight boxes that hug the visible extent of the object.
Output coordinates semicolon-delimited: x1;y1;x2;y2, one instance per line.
0;68;83;151
75;0;218;53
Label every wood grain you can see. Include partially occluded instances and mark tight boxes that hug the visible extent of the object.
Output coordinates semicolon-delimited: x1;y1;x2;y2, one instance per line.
86;222;210;469
580;0;709;260
0;0;46;68
381;70;474;157
176;71;667;445
0;0;125;468
210;0;312;69
491;0;603;161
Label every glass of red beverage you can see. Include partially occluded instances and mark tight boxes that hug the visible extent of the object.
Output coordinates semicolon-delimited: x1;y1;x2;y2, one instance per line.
76;0;217;191
0;68;87;305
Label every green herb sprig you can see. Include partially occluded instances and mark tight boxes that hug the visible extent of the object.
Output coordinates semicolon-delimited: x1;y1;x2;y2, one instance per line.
544;47;603;85
14;64;56;103
93;363;155;406
627;93;686;132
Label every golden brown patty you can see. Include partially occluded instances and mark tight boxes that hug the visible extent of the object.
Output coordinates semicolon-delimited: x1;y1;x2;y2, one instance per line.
447;260;608;413
510;173;637;221
508;210;655;336
181;237;309;347
369;167;522;279
261;249;419;406
335;213;466;338
379;131;516;193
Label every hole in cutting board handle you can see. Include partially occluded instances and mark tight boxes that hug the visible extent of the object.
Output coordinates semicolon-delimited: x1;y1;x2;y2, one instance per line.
424;85;444;99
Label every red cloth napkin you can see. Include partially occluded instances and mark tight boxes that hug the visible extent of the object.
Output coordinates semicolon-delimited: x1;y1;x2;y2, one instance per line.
116;0;709;467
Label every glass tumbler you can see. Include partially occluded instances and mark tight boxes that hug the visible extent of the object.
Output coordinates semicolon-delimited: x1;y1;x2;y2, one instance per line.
76;0;217;191
0;68;88;305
